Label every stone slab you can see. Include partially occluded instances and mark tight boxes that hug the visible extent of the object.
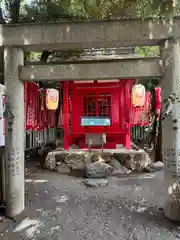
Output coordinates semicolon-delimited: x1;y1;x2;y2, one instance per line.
19;58;161;82
1;18;180;50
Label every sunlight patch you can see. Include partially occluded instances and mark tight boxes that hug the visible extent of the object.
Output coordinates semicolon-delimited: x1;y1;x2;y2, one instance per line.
25;179;49;183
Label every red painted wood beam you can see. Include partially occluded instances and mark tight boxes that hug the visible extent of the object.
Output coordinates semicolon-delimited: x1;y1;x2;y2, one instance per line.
63;81;69;150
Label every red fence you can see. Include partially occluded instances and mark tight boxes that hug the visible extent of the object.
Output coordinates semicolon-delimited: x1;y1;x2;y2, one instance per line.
25;83;57;131
25;83;57;149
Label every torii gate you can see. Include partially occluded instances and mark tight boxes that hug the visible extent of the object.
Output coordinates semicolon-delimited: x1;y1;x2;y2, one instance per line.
2;18;180;221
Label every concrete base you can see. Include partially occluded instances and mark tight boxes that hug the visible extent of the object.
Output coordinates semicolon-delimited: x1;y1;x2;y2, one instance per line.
0;146;5;207
54;147;145;154
163;179;180;221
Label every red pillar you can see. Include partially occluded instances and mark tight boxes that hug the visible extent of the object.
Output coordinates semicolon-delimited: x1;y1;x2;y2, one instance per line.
124;80;131;149
63;82;69;150
125;125;131;149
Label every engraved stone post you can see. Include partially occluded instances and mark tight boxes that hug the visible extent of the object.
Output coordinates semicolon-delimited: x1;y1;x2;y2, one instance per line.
161;38;180;221
4;47;24;217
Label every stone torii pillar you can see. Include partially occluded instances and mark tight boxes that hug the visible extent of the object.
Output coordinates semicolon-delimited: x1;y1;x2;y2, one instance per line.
161;37;180;221
4;47;25;217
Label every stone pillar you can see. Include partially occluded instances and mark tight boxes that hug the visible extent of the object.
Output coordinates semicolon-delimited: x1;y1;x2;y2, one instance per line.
4;47;24;217
161;37;180;221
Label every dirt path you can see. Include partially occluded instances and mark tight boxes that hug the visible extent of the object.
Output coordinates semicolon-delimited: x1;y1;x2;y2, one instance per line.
1;163;180;240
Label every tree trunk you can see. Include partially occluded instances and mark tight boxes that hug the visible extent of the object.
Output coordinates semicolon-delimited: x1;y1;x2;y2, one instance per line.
9;0;21;23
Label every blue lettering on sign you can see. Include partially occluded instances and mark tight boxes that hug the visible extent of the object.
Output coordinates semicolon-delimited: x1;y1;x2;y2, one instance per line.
81;117;110;126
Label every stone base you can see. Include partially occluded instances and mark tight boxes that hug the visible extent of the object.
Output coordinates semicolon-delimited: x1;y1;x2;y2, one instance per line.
114;152;151;172
164;181;180;221
44;148;152;178
164;200;180;221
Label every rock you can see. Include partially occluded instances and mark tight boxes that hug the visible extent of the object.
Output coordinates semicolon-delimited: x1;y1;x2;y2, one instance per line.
44;152;56;170
136;153;152;171
113;154;125;165
122;155;136;170
109;157;131;175
123;153;151;172
151;161;164;171
86;162;113;178
109;157;124;170
65;152;91;171
55;163;70;174
91;153;105;163
91;152;112;163
123;166;132;174
55;152;68;162
82;179;108;187
101;152;113;163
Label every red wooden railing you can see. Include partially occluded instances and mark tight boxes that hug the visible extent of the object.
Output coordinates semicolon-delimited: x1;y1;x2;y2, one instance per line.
25;83;57;131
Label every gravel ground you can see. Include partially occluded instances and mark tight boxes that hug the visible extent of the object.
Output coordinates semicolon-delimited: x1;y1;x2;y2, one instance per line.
1;163;180;240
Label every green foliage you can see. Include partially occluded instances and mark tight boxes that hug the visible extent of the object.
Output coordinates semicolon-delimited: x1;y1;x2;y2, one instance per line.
0;0;179;62
0;0;179;23
25;52;41;61
8;0;179;23
21;0;89;22
135;46;160;57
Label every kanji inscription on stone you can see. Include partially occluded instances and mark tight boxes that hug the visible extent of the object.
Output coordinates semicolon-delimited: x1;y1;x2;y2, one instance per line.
7;147;21;176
